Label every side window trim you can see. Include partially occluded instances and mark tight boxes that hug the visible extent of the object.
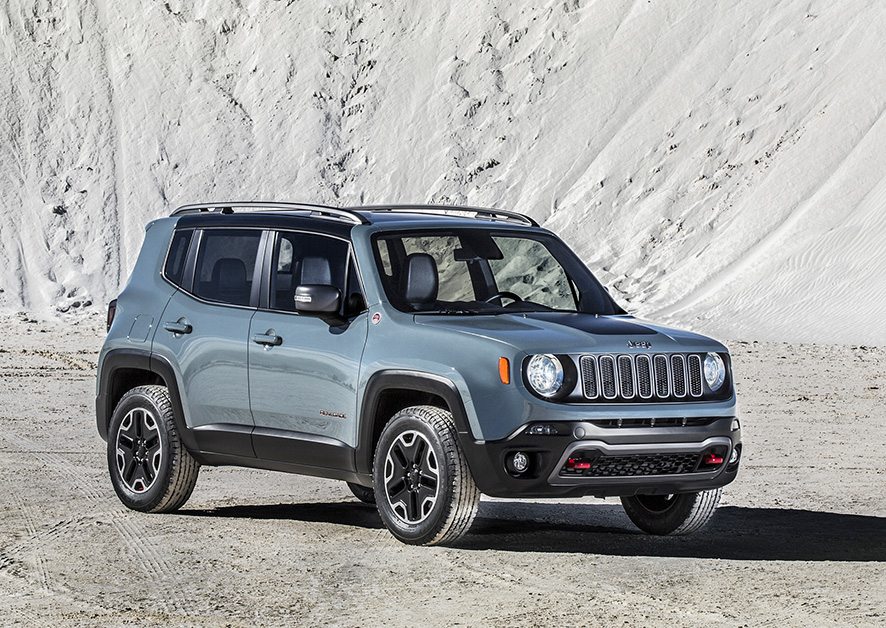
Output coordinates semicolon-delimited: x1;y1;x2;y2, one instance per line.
250;230;271;309
181;228;202;293
258;230;276;310
345;246;369;315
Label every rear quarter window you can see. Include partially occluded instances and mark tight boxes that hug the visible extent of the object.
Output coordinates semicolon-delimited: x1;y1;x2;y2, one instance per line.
164;229;193;288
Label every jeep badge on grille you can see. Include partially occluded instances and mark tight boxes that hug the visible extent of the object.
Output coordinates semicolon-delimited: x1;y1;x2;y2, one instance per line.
627;340;652;349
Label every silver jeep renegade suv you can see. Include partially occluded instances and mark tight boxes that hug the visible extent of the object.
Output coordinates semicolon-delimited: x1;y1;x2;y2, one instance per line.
96;202;742;545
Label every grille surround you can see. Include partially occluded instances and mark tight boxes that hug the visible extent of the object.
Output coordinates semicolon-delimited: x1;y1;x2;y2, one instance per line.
579;353;705;402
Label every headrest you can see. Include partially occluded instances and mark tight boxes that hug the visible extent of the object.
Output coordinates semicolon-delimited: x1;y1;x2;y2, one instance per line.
402;253;438;305
212;258;247;290
299;256;332;285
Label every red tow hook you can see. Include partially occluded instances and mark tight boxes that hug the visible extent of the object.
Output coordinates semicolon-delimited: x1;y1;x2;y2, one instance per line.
566;457;592;470
703;452;724;466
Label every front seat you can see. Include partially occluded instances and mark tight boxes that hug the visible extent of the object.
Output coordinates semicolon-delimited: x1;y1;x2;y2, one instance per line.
298;256;332;285
210;258;250;305
400;253;438;310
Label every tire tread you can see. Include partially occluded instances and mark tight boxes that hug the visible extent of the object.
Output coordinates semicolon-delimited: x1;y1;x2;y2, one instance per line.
621;488;722;536
673;488;721;535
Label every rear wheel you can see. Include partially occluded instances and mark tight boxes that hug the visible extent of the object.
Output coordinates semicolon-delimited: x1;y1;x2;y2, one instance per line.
373;406;480;546
107;385;200;513
346;482;376;505
620;489;721;535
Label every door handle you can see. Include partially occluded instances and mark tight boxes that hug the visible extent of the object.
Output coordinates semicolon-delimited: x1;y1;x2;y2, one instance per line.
163;321;193;335
252;332;282;347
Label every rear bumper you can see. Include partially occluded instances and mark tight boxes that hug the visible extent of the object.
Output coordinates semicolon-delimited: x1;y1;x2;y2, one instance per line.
459;417;741;498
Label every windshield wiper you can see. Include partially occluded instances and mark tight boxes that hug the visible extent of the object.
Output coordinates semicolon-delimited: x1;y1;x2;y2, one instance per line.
431;307;486;315
490;303;556;314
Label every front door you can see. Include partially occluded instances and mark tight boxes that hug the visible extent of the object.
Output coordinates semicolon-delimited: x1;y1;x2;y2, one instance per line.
248;230;369;469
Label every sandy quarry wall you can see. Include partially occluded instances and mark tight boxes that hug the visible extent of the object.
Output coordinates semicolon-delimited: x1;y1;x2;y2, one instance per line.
1;0;884;343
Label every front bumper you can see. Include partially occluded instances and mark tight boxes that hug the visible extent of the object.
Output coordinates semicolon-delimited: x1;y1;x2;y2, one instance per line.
459;417;741;498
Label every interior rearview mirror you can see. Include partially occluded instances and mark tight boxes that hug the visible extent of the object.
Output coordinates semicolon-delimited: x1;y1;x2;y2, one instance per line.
453;233;504;261
294;285;341;314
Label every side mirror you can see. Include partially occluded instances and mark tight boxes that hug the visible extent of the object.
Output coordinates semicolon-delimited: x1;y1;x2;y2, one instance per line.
294;285;341;314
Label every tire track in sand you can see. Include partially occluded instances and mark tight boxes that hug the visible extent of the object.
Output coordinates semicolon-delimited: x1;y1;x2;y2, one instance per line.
0;429;190;617
5;492;52;595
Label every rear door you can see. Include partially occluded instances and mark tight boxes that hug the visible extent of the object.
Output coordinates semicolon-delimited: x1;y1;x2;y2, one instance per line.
248;230;369;469
154;227;265;457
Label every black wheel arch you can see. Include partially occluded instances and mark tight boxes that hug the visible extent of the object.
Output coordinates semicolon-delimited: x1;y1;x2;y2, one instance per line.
355;370;476;477
96;349;197;452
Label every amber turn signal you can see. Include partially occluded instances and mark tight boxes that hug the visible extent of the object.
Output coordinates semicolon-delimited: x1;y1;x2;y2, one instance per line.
498;357;510;385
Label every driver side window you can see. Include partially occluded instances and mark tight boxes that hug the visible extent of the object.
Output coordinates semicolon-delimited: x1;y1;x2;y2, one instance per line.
269;232;364;315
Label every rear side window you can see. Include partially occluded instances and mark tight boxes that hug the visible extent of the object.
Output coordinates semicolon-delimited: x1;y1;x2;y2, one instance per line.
192;230;262;306
164;229;193;288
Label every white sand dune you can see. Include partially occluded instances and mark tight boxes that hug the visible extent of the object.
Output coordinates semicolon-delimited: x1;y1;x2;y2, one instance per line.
1;1;884;344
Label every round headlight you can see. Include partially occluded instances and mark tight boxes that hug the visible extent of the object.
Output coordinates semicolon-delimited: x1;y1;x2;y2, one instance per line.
704;352;726;392
526;354;564;398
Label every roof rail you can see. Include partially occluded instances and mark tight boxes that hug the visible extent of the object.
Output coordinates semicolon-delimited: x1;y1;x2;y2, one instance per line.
353;204;539;227
170;201;369;225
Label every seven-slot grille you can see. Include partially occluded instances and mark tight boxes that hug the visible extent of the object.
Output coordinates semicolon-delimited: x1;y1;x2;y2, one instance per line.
580;353;704;401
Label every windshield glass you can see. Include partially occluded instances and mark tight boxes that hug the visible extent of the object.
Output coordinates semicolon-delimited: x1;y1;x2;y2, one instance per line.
372;229;623;315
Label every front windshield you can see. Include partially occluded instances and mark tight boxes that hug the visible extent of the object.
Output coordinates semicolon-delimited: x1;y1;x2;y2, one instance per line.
372;229;623;315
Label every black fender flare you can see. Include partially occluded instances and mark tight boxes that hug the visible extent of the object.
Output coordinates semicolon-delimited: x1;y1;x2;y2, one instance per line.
355;370;476;476
95;348;197;452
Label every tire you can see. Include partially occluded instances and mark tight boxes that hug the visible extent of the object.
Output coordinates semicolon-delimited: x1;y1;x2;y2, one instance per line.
373;406;480;546
107;385;200;513
620;488;722;535
346;482;376;505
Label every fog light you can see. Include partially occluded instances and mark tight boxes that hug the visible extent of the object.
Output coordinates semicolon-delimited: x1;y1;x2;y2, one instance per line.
729;447;739;464
526;423;559;436
731;418;741;431
508;451;530;474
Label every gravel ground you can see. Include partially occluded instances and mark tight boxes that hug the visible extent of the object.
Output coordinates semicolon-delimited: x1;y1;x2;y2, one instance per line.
0;313;883;626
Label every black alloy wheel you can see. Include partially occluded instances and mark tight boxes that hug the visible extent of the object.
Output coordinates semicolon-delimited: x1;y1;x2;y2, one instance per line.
383;430;440;524
115;407;163;494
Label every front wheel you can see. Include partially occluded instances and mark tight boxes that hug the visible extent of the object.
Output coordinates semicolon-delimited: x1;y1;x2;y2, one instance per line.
373;406;480;546
620;489;721;535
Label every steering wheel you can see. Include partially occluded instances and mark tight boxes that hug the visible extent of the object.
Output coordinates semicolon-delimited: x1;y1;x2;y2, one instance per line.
484;291;523;304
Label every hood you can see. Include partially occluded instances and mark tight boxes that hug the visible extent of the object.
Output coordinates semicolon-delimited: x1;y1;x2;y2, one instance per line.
413;312;727;354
